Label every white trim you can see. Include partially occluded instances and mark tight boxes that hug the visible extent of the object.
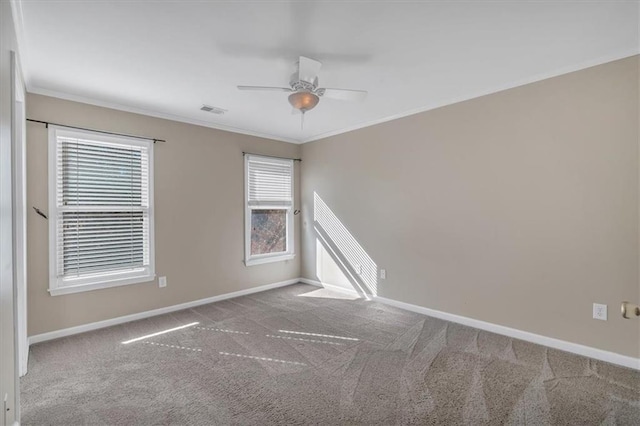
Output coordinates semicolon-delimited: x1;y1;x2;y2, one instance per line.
373;295;640;371
27;276;640;370
28;278;300;345
24;52;639;146
302;277;640;370
300;49;640;143
10;50;28;379
48;274;156;296
27;86;300;145
245;253;296;267
47;125;56;294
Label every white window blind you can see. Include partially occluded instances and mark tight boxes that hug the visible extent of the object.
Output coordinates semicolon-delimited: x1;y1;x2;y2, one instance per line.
247;157;293;207
49;127;154;295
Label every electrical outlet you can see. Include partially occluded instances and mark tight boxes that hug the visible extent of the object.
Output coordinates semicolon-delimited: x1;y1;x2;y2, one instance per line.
380;269;386;279
593;303;607;321
159;276;167;288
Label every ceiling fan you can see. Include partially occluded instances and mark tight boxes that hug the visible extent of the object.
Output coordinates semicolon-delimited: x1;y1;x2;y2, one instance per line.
238;56;367;126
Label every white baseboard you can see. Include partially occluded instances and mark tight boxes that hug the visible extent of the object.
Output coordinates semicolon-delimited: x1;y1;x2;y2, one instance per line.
28;278;301;345
301;277;640;371
373;295;640;371
28;276;640;371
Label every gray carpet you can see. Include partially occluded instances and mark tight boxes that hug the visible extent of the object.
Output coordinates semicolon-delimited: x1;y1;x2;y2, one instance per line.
21;283;640;425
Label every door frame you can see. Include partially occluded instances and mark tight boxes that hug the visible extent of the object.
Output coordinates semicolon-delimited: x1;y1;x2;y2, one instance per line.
11;50;27;383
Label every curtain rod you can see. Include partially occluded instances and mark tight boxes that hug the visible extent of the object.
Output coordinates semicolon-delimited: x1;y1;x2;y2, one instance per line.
26;119;166;144
243;152;301;162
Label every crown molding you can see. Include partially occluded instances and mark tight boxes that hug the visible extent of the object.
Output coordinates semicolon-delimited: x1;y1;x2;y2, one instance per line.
27;86;301;144
14;0;300;145
302;48;640;144
25;47;639;146
10;0;639;146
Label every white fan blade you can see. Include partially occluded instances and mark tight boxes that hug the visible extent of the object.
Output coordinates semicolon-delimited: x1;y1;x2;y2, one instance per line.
318;88;367;101
237;85;292;92
298;56;322;84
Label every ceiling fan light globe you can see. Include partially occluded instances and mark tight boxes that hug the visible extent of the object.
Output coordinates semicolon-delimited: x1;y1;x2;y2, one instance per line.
288;92;319;112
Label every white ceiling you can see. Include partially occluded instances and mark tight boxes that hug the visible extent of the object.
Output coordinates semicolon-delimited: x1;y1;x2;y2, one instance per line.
14;1;640;144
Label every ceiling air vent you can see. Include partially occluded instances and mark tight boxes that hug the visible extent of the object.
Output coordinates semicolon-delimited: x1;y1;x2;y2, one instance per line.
200;105;227;114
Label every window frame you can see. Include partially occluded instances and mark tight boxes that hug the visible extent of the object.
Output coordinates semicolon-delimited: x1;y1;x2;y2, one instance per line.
244;154;295;266
48;126;155;296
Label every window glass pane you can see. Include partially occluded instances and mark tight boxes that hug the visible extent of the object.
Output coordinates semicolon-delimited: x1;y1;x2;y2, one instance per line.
251;209;287;255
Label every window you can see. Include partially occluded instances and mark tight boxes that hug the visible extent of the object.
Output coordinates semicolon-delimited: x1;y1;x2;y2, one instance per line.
48;126;154;296
244;154;294;266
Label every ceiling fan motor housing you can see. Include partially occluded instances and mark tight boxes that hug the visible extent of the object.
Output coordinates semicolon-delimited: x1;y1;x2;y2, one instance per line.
290;73;318;90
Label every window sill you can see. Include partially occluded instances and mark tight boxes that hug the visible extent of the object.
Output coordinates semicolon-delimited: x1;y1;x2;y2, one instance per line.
245;253;295;267
49;274;155;296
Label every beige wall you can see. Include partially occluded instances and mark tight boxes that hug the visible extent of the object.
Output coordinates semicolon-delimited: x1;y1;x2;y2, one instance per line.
27;56;640;358
301;56;640;358
27;94;301;336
